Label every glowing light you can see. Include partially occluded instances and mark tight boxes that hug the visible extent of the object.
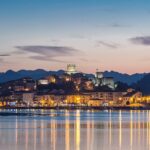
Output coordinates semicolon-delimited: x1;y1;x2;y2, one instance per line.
76;110;80;150
130;110;133;147
109;110;112;145
119;110;122;148
65;110;70;150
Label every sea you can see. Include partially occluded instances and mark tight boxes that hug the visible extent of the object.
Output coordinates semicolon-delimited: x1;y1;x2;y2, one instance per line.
0;109;149;150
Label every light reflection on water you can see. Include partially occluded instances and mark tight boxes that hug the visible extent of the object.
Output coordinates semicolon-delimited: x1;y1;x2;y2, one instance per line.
0;109;150;150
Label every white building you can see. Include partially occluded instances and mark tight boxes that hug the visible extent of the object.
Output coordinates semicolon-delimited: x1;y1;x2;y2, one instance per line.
96;70;103;79
93;69;115;90
38;79;49;85
94;70;104;86
66;64;77;75
23;93;34;106
101;77;115;89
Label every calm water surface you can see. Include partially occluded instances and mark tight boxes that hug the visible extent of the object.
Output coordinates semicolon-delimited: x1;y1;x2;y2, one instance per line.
0;109;150;150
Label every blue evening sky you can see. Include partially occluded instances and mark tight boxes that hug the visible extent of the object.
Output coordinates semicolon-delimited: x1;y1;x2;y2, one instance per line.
0;0;150;73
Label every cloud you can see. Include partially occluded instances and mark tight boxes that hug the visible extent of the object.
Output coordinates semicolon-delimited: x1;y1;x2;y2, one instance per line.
0;54;10;63
98;23;130;28
97;41;118;49
130;36;150;45
110;23;129;28
0;58;3;62
111;23;122;27
15;45;80;62
30;55;66;63
0;54;10;57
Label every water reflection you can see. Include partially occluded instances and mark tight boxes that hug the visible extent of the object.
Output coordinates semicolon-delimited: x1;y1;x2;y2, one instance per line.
130;110;133;149
119;110;122;148
25;118;28;150
65;110;70;150
51;115;56;150
0;110;150;150
75;110;80;150
109;110;112;146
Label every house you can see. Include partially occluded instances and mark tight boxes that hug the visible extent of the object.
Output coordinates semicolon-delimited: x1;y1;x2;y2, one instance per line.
121;91;142;106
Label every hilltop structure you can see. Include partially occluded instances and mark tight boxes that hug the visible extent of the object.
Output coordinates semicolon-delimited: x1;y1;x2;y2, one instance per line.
93;69;116;90
66;64;77;75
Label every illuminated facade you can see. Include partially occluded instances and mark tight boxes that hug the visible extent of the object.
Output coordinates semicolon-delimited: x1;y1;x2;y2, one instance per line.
35;94;56;107
0;101;6;107
45;75;57;83
94;70;103;86
66;64;77;75
121;91;142;106
87;99;102;106
84;81;94;91
65;94;90;105
96;71;103;79
38;79;49;85
23;93;34;106
90;92;123;103
94;70;115;90
101;77;115;89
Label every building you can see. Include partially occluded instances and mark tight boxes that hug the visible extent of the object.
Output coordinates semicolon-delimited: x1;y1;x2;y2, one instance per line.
38;79;49;85
93;69;115;90
65;94;90;106
25;82;36;91
96;70;103;79
45;75;57;84
101;77;115;89
23;92;34;106
34;94;56;107
13;77;36;92
121;91;142;106
90;91;124;106
84;81;94;91
94;70;103;86
87;99;102;107
14;85;25;92
60;74;72;82
66;64;77;75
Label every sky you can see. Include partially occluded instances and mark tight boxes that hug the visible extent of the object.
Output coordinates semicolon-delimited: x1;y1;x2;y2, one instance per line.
0;0;150;74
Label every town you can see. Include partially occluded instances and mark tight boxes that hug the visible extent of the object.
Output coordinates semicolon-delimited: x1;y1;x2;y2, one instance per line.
0;64;150;109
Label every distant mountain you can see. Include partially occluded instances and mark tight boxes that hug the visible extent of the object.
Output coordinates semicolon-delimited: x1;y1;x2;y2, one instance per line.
0;70;22;82
17;69;64;79
103;71;146;85
134;73;150;95
0;69;148;85
0;69;65;83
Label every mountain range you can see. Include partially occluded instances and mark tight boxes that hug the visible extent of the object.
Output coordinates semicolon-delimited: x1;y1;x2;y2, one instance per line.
134;74;150;95
0;69;147;85
0;69;149;95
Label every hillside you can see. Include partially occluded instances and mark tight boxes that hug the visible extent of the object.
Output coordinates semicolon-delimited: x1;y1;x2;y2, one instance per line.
0;69;147;85
135;73;150;95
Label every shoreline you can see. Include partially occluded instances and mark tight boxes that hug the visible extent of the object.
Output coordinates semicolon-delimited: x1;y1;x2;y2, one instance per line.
0;106;150;110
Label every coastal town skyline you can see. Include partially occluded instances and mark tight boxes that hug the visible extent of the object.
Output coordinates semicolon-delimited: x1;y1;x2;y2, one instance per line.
0;1;150;150
0;0;150;73
0;63;149;109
